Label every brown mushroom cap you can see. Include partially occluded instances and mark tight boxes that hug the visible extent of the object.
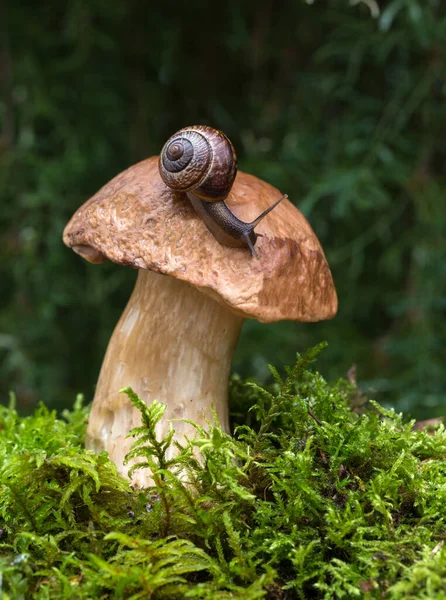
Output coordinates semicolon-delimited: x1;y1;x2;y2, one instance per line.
63;157;337;323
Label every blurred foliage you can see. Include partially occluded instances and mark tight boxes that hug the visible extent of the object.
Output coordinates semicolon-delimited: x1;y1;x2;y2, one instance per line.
0;0;445;417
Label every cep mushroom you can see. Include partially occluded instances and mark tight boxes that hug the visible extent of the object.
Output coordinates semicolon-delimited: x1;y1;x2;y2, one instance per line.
63;129;337;487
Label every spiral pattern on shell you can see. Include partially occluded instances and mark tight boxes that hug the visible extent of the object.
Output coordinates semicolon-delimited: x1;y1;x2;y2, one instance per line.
159;126;237;202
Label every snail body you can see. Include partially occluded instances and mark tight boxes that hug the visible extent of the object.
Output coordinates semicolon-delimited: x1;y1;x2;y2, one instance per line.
159;125;286;257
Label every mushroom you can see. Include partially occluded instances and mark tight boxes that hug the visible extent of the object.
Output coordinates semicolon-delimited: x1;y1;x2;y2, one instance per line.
63;156;337;487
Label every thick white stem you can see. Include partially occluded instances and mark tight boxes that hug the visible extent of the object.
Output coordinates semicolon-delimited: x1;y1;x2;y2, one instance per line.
86;270;243;487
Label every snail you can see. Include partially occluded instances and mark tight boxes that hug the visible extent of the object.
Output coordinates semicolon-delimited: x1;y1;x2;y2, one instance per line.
158;125;287;257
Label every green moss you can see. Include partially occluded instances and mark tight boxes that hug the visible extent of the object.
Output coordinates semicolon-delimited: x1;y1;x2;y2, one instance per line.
1;345;445;599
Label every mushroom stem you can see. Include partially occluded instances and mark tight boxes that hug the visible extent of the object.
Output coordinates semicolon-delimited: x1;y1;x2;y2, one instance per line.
86;269;243;487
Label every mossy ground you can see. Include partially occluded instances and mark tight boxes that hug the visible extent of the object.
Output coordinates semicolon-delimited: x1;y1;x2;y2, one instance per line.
1;345;445;599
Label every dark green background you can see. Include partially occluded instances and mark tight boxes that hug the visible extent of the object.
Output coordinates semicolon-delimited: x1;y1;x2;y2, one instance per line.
1;0;445;418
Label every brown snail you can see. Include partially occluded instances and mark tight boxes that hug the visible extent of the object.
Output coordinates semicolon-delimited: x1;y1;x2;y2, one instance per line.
159;125;287;257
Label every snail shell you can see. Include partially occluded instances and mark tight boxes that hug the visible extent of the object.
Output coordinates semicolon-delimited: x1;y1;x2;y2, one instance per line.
159;125;237;202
